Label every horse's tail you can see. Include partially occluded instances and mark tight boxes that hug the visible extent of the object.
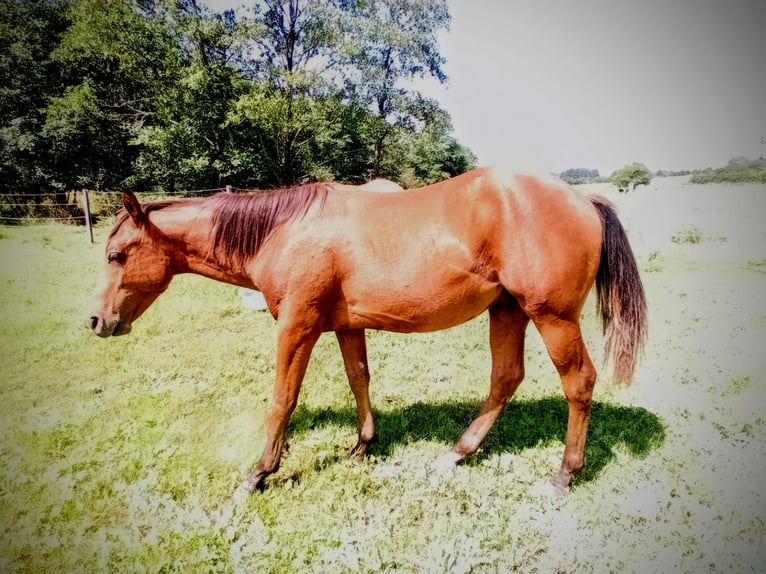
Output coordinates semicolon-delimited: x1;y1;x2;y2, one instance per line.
590;195;648;385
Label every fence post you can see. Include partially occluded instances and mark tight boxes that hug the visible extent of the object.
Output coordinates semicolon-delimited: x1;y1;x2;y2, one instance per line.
226;185;232;193
82;188;94;243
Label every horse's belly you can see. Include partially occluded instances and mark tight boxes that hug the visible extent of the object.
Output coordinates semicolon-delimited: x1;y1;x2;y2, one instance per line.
333;275;503;333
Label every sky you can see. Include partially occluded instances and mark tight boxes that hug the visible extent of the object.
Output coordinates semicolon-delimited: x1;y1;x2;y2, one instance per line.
207;0;766;175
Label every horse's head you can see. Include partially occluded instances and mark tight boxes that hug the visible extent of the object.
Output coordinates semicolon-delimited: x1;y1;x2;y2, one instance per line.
90;191;175;337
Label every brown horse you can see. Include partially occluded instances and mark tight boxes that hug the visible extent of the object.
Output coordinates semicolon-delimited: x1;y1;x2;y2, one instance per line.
89;167;647;493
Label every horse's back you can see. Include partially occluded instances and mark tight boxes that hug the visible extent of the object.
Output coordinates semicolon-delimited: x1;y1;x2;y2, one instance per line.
259;168;602;331
338;169;599;327
333;167;601;270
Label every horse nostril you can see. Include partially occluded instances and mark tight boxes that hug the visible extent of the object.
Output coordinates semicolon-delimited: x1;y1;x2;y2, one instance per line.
90;316;100;331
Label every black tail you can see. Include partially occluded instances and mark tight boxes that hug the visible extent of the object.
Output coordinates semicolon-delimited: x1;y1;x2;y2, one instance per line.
590;196;648;385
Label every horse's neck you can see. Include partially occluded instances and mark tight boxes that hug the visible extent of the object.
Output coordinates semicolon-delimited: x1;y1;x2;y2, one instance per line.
154;202;257;289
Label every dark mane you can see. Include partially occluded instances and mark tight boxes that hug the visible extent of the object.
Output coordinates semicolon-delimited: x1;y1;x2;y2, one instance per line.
210;183;329;270
109;184;329;269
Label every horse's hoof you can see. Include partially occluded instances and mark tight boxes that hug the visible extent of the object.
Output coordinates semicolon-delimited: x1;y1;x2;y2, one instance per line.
348;435;376;461
231;484;251;503
548;474;572;497
347;445;367;462
431;451;461;475
348;451;365;462
529;479;569;499
239;475;265;494
552;483;570;497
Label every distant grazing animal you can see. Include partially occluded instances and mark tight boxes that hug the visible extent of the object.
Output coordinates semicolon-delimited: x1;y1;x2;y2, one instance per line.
358;178;404;192
331;178;404;193
90;167;647;493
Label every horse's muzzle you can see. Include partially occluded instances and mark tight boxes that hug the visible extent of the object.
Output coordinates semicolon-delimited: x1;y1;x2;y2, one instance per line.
90;315;131;337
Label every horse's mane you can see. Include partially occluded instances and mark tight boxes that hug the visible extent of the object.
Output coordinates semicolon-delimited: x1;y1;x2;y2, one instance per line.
209;183;329;270
110;183;329;269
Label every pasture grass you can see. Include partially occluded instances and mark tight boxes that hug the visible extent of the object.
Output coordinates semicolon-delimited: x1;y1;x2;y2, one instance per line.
671;225;727;244
1;213;764;572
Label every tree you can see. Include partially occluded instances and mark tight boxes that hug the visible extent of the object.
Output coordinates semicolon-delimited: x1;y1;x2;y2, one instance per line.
560;168;599;185
1;0;474;203
226;0;457;186
397;95;475;186
339;0;450;179
689;156;766;184
610;163;651;192
45;0;181;190
225;82;359;185
131;0;246;191
235;0;345;185
0;1;68;201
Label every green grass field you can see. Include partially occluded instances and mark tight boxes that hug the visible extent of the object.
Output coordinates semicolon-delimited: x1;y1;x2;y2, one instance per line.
1;180;765;572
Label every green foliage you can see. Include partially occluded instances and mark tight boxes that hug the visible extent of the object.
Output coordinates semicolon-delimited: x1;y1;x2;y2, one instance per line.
131;62;244;192
1;0;473;203
610;162;652;192
45;0;182;191
0;1;68;196
670;226;727;244
655;169;692;177
333;0;451;177
670;226;705;244
560;168;600;185
689;156;766;184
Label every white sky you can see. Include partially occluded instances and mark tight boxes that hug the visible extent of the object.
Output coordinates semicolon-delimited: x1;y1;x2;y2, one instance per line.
207;0;766;175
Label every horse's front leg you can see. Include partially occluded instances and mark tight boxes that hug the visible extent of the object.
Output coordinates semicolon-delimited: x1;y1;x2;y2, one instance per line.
336;329;375;459
240;321;321;493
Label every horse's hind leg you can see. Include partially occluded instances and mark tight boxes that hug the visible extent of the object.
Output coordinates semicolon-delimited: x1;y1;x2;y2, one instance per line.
336;329;375;459
534;313;597;490
434;300;529;470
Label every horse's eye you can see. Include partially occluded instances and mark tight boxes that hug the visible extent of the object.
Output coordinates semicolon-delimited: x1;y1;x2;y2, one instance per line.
108;251;127;264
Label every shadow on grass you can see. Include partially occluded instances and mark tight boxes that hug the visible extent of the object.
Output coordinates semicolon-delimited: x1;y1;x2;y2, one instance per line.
289;397;665;484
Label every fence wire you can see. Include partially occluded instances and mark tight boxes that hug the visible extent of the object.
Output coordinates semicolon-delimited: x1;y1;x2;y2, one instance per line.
0;187;228;225
0;216;86;222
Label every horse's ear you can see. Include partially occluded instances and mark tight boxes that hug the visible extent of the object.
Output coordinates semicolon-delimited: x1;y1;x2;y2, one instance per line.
122;191;144;224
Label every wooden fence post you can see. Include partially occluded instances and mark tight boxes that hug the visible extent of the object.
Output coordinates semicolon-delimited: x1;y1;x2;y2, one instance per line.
82;188;94;243
226;185;232;193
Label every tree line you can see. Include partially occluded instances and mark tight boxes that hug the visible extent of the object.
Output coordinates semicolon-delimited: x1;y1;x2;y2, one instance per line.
559;164;652;192
688;156;766;184
561;155;766;191
0;0;476;212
